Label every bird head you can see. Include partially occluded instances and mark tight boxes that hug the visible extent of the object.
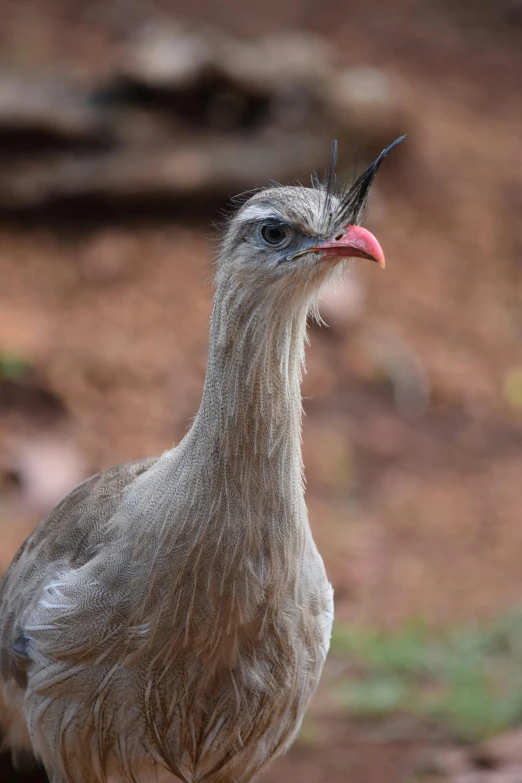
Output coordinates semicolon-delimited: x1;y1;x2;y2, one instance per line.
218;136;405;303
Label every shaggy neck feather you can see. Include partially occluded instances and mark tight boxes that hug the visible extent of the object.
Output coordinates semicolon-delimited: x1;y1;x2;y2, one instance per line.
190;275;308;496
129;272;312;652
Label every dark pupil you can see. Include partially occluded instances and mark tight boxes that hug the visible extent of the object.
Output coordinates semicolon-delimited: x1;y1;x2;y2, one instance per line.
262;225;285;245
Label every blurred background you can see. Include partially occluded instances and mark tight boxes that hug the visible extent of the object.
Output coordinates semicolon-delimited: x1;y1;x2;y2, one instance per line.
1;0;522;781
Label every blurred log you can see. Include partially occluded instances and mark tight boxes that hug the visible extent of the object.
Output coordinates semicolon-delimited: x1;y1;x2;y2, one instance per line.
0;75;106;148
0;134;324;208
0;21;406;213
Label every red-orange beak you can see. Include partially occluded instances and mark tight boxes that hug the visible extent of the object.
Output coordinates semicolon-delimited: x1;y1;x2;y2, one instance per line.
310;225;385;269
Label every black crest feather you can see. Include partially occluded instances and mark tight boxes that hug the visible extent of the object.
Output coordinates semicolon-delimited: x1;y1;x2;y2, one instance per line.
334;135;406;228
320;139;339;225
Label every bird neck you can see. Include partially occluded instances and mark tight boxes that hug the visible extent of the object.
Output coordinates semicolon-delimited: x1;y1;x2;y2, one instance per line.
126;276;313;653
189;276;308;498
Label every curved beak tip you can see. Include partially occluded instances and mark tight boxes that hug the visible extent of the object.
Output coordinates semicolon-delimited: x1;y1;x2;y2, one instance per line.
313;225;386;269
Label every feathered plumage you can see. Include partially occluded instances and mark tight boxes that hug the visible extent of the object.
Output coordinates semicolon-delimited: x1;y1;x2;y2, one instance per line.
0;137;403;783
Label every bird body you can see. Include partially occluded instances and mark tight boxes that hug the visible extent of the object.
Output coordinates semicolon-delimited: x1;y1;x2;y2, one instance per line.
0;138;403;783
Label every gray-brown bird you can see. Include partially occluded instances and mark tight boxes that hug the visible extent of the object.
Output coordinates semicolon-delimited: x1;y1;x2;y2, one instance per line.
0;136;404;783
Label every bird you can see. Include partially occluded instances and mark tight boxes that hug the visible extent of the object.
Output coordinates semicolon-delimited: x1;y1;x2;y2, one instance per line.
0;135;404;783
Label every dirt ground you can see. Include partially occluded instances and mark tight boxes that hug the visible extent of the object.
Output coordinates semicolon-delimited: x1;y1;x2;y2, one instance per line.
1;1;522;781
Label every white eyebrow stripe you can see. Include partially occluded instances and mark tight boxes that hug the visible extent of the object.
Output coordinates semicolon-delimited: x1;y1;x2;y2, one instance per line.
237;204;282;223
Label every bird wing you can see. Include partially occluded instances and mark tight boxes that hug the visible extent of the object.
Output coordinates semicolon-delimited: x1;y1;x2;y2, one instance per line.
0;456;158;693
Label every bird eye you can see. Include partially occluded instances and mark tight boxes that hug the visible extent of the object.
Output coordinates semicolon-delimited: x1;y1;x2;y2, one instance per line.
261;224;287;246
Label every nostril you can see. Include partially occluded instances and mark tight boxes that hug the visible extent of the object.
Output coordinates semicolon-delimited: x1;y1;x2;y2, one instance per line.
335;233;343;241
